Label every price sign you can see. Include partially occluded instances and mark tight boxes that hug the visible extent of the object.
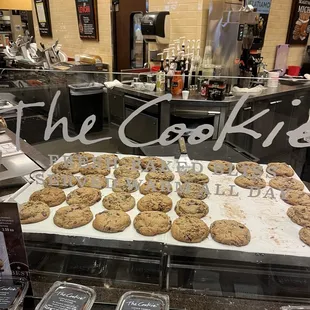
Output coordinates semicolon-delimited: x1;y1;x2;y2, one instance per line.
0;203;29;280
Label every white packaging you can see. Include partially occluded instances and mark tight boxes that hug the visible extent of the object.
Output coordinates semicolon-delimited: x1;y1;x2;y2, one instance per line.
268;72;280;88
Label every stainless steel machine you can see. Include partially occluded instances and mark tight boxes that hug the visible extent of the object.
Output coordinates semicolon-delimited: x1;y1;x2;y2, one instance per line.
213;10;260;84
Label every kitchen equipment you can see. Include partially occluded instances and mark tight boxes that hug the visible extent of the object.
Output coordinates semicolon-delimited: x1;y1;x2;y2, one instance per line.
178;137;193;169
141;12;170;44
214;10;260;84
288;66;301;76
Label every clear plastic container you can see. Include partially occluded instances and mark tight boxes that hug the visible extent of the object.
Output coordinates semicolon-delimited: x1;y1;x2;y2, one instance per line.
0;277;29;310
35;281;96;310
116;291;169;310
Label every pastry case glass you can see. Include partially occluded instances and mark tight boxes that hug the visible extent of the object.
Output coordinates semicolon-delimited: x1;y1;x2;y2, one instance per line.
0;68;310;309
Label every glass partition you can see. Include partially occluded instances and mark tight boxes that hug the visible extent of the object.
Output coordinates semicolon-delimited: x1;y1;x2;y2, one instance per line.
0;68;310;307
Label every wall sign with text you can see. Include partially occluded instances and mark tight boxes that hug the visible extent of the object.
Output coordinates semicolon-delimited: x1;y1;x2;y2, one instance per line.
34;0;53;37
75;0;99;40
287;0;310;45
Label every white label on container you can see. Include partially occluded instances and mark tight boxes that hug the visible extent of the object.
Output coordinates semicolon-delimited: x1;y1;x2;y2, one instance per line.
43;287;89;310
122;297;164;310
0;285;20;309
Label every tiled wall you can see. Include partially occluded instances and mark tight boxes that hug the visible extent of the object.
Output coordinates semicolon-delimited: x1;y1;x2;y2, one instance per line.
32;0;113;70
262;0;307;68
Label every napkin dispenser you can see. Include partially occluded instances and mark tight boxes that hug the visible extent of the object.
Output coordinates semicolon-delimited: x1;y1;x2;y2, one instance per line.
141;12;170;44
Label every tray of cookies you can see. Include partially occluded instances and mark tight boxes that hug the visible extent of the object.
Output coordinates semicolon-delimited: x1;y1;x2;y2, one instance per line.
12;153;310;260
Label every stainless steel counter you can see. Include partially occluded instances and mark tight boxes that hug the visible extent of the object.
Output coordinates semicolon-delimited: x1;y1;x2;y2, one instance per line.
114;82;310;105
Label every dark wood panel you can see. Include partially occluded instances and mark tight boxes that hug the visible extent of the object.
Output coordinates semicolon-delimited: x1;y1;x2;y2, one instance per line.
115;0;146;71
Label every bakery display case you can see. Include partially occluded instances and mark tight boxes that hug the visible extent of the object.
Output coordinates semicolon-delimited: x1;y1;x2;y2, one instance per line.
1;69;310;309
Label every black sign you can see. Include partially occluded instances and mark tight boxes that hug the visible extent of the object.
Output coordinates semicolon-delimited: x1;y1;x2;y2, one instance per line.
0;203;29;281
286;0;310;45
122;297;164;310
75;0;99;40
34;0;53;37
44;287;89;309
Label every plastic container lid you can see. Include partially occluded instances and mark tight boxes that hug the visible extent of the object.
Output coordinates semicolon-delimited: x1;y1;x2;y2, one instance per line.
0;277;29;310
116;291;169;310
35;281;96;310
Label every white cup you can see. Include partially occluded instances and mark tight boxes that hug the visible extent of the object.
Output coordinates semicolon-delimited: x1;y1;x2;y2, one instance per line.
268;72;280;88
74;54;80;62
182;90;189;100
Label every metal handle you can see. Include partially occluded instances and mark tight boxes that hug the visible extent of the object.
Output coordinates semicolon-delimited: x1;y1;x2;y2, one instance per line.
179;137;187;155
270;100;282;105
243;106;252;111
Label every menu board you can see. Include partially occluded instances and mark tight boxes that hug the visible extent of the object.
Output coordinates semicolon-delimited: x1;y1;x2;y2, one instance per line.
0;203;29;280
286;0;310;45
75;0;99;40
34;0;53;37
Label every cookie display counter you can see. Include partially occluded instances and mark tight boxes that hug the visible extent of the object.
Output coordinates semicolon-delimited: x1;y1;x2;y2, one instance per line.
1;69;310;309
3;149;310;308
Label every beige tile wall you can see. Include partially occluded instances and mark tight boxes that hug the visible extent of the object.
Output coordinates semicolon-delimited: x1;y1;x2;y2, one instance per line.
32;0;113;70
262;0;307;68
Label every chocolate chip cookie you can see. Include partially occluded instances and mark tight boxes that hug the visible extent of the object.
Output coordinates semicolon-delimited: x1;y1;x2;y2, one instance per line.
112;177;139;193
93;210;131;233
267;162;294;177
30;187;66;207
80;163;110;176
102;192;135;212
180;170;209;185
236;161;263;176
134;211;171;236
177;183;208;200
281;190;310;206
66;187;101;206
137;193;173;212
139;180;172;195
234;175;266;189
140;157;168;171
210;220;251;247
44;174;77;189
208;160;235;174
94;154;119;167
114;166;140;179
287;205;310;227
52;161;80;174
118;156;141;169
67;152;94;164
175;198;209;218
299;227;310;246
269;177;304;192
54;205;93;229
145;171;175;182
171;216;209;243
19;201;50;224
78;175;107;189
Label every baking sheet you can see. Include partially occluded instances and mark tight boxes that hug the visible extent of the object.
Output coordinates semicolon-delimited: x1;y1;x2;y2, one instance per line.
13;152;310;258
